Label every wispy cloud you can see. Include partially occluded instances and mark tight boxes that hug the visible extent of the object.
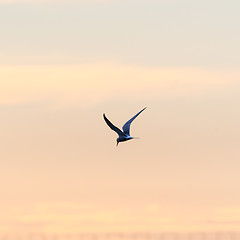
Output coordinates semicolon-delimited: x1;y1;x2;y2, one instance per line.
0;63;237;107
0;201;198;233
208;207;240;225
3;201;240;234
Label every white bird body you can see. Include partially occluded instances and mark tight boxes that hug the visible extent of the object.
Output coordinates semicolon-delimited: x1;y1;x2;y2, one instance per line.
103;107;146;146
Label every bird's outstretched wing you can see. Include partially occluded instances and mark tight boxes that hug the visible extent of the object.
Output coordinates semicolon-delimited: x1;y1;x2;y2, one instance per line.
122;107;146;135
103;114;126;137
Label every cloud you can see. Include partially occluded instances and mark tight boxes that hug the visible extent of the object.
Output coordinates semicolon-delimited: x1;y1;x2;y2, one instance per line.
209;207;240;224
0;63;238;108
2;202;240;234
0;201;187;234
207;220;240;225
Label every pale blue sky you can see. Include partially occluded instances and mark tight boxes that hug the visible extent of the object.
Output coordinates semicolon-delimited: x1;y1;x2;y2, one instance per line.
0;0;239;67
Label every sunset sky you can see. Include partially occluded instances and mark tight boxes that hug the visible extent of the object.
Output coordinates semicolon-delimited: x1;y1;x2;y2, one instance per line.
1;0;240;235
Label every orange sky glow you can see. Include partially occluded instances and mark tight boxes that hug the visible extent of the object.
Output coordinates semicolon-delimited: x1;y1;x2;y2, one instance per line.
1;0;240;236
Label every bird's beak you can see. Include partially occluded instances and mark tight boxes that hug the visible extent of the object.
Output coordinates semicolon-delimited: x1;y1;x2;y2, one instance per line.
116;142;119;147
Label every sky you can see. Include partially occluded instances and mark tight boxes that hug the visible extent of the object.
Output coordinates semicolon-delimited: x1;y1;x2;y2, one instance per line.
0;0;240;235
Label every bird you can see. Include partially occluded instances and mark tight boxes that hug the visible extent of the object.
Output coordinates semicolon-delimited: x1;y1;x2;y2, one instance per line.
103;107;146;146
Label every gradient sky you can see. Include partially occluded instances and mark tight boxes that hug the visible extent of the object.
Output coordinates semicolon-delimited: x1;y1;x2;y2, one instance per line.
1;0;240;235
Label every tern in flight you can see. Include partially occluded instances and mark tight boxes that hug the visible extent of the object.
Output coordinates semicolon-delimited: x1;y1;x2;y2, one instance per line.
103;107;146;146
